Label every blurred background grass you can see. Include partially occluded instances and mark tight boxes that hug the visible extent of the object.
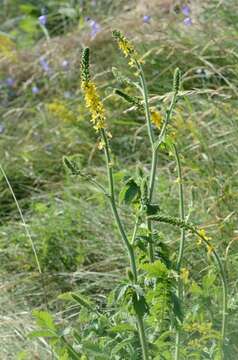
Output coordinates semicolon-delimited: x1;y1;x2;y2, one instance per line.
0;0;238;358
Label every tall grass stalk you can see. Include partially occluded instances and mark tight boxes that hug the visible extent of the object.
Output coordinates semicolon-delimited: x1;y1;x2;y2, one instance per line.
0;164;48;310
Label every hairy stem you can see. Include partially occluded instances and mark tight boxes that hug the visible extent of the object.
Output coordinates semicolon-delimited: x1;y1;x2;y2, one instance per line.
137;63;156;263
173;144;186;360
101;129;149;359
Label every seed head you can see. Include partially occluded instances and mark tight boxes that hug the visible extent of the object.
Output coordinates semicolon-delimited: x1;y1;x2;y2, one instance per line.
173;68;181;93
81;47;90;83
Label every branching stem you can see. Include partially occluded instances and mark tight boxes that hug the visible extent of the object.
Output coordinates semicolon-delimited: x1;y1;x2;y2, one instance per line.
100;129;149;360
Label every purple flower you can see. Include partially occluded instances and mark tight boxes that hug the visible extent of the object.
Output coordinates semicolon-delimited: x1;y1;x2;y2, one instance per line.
0;123;5;134
183;17;192;26
182;5;191;17
6;77;15;87
32;85;40;94
39;15;47;26
62;60;69;69
88;19;101;39
143;15;151;23
39;57;50;73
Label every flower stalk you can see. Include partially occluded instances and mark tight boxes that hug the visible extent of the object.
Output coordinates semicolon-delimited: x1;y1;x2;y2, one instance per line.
81;47;149;360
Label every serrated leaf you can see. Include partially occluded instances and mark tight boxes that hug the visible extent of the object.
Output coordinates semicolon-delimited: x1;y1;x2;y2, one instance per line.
146;204;160;216
132;292;149;317
32;310;56;332
71;293;95;313
119;179;140;205
82;341;109;359
141;260;168;278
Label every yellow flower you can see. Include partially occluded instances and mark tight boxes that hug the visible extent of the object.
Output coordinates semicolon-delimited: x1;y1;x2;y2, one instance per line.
81;80;106;131
47;101;74;122
197;228;211;241
151;110;163;129
207;244;214;256
112;30;141;68
180;267;189;284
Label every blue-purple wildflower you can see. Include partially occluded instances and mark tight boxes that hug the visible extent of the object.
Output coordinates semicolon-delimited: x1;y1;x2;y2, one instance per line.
143;15;151;23
32;85;40;94
39;15;47;26
6;77;15;87
39;57;50;73
182;5;191;17
183;17;192;26
86;18;101;39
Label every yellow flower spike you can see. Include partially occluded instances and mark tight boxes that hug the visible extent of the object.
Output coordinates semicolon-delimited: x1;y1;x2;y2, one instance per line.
112;29;141;68
81;48;107;132
151;109;163;129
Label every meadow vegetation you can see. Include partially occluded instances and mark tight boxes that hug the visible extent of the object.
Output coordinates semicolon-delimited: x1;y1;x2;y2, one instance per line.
0;1;238;359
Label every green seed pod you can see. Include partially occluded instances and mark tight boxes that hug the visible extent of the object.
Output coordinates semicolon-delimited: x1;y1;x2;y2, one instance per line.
173;67;181;94
63;156;80;175
81;47;90;82
114;89;142;110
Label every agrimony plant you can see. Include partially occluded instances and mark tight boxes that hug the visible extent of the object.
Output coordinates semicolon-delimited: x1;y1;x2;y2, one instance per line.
33;30;228;359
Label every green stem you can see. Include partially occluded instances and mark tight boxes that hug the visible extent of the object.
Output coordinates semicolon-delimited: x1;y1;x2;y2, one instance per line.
173;144;185;360
138;64;154;146
131;216;140;246
101;129;149;359
173;144;185;271
137;63;156;263
137;313;150;360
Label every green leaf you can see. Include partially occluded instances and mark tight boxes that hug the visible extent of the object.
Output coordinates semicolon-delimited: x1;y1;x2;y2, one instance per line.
146;204;160;216
19;16;37;35
32;310;56;332
58;7;77;19
119;179;140;205
109;323;135;333
29;330;57;339
141;260;168;278
132;291;149;317
71;293;95;313
202;272;216;290
171;292;183;324
111;337;135;355
82;341;109;359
